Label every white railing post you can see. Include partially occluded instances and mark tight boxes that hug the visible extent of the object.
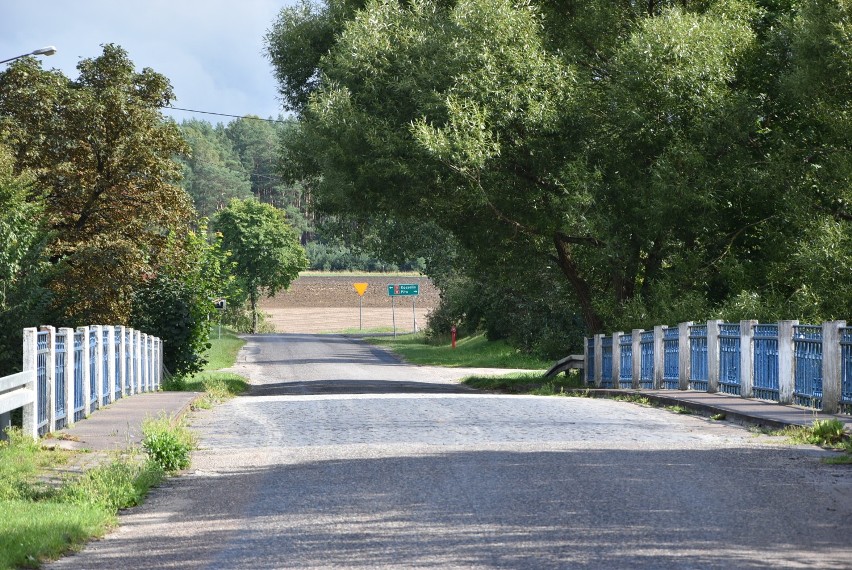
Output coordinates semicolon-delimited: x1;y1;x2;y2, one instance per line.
740;320;757;399
678;322;693;390
707;320;722;393
611;332;622;388
158;338;164;390
79;327;91;417
631;329;643;389
59;327;74;427
22;328;38;439
593;334;603;387
822;320;846;414
653;325;665;389
92;326;105;408
778;320;798;404
40;326;56;432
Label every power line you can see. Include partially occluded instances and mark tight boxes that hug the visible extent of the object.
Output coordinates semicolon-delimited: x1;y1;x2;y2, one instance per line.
164;106;289;124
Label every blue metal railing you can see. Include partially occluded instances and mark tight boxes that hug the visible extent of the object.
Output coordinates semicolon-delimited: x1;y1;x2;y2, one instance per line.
89;328;98;409
753;324;780;401
719;323;741;395
114;329;122;401
586;337;595;384
36;331;49;433
102;329;111;405
73;331;85;422
619;333;633;388
54;333;67;430
840;328;851;413
663;327;679;390
601;336;613;388
793;325;823;409
639;331;654;389
689;324;708;391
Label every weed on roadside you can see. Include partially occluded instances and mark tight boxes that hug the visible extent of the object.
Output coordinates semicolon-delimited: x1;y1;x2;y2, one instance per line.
711;413;727;421
141;415;196;473
612;394;651;406
666;405;693;415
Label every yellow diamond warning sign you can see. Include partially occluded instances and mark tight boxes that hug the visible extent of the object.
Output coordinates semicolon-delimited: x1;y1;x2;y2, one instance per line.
353;283;369;297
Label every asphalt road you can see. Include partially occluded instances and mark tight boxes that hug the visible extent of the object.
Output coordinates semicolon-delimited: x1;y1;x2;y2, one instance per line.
50;334;852;569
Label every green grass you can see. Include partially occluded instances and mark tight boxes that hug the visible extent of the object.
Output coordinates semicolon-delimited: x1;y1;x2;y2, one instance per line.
364;332;552;370
0;428;166;569
203;328;246;371
462;371;585;395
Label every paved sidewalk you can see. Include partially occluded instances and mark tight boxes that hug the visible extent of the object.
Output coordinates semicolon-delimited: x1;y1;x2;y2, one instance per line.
47;391;200;452
575;388;852;431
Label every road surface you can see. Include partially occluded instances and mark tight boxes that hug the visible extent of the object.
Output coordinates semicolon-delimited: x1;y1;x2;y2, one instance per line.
50;334;852;569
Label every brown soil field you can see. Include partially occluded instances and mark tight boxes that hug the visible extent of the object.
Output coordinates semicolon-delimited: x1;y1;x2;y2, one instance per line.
259;274;440;333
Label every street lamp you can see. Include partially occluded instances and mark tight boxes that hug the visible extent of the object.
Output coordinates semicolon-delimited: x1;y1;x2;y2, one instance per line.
0;46;57;65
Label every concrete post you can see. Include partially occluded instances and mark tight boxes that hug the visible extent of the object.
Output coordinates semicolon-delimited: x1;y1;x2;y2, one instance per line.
822;320;846;414
59;328;75;426
740;320;757;399
778;320;798;404
612;332;623;388
594;334;603;387
678;322;692;390
79;327;91;417
707;320;722;393
653;326;665;389
632;329;643;389
21;328;38;439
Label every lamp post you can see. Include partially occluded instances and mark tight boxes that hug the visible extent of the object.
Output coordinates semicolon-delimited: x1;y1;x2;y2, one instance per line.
0;46;57;65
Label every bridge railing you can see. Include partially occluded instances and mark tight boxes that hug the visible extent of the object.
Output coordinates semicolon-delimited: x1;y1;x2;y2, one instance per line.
1;325;163;439
585;320;850;414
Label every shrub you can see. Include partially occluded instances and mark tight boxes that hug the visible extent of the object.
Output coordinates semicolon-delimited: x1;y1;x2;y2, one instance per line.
141;416;196;473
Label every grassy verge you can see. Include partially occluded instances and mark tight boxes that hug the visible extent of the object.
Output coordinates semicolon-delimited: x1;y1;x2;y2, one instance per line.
167;328;249;409
773;419;852;464
0;428;167;570
364;332;552;370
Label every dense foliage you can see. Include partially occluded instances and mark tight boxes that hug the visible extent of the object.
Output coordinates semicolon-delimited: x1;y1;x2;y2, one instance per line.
266;0;851;353
0;44;195;326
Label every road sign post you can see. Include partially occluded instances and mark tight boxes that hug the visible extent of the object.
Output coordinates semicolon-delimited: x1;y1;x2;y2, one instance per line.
388;283;419;335
353;283;368;330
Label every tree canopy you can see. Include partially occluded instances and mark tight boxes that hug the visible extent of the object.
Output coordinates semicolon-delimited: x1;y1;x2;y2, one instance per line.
266;0;851;343
0;44;195;325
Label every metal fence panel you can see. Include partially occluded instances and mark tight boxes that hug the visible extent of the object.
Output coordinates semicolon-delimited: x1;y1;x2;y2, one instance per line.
689;324;708;391
54;332;67;430
753;324;780;401
719;323;741;395
586;338;595;383
601;337;613;388
663;327;679;390
36;331;49;433
793;325;823;409
840;327;851;413
619;333;633;388
640;331;654;389
73;331;85;422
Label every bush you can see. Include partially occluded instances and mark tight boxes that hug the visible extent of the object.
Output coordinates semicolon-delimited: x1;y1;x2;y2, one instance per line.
141;416;196;473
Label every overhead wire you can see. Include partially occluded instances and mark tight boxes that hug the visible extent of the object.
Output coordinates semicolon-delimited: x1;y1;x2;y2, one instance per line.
163;105;290;124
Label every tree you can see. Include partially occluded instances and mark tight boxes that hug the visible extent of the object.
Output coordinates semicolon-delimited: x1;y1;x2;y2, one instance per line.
0;144;50;374
0;44;195;325
213;199;308;333
266;0;851;345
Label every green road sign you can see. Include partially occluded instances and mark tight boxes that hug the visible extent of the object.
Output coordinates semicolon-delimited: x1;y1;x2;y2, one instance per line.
387;283;419;296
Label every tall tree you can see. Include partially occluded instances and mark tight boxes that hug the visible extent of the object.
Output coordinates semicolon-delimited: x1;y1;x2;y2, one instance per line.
267;0;851;338
213;199;308;333
0;44;195;325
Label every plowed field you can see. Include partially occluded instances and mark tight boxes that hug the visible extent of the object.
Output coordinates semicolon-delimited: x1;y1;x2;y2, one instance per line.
259;274;440;333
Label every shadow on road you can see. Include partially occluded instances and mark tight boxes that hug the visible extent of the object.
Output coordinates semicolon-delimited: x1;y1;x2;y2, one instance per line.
247;379;478;397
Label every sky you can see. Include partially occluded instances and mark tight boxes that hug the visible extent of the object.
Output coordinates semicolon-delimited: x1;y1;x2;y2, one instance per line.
0;0;294;123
